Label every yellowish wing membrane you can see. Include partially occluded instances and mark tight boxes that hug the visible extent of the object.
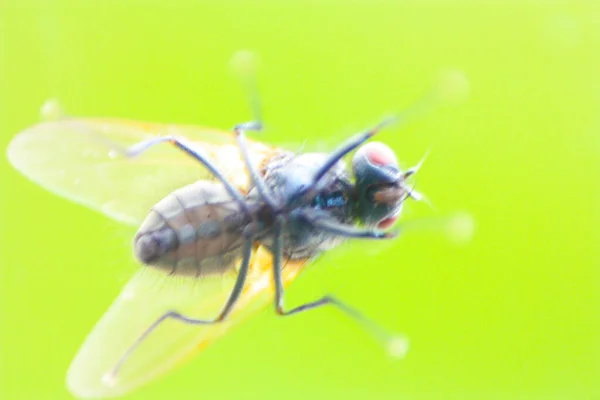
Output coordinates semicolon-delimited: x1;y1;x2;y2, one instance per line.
7;116;296;397
7;118;275;225
67;246;308;398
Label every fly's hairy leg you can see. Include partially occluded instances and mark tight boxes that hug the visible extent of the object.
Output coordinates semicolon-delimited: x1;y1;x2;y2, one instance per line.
105;236;254;384
270;216;408;357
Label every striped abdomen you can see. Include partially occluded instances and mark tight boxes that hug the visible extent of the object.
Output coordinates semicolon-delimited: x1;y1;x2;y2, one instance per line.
134;181;248;277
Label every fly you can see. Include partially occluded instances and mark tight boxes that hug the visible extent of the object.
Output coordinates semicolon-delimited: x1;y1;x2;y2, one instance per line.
6;53;430;398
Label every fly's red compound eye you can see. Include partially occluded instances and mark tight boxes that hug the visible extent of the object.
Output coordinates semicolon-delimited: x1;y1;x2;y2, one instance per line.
377;214;399;229
352;142;403;227
376;204;403;229
363;142;398;168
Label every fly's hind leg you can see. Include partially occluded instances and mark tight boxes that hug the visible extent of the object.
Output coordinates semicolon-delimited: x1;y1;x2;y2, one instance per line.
270;217;408;357
105;236;254;385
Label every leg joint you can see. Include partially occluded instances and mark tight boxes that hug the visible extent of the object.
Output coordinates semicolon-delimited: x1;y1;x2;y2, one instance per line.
233;121;263;132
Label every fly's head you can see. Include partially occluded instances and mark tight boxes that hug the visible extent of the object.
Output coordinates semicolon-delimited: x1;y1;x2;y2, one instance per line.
352;142;424;229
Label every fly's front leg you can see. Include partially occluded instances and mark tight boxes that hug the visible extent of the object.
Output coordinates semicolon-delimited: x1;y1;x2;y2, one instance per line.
312;117;397;184
297;208;399;239
271;217;408;357
297;118;397;201
105;235;254;385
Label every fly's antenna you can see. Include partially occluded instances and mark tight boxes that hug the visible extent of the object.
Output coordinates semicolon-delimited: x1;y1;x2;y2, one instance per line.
403;181;422;202
403;179;436;212
403;149;429;180
230;50;263;124
401;150;436;210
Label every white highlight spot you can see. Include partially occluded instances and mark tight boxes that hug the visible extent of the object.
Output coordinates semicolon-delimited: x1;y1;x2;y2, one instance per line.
387;335;410;359
121;289;135;301
247;276;269;296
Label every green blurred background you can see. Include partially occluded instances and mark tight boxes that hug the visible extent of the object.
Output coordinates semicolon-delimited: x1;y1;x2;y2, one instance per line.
1;1;600;399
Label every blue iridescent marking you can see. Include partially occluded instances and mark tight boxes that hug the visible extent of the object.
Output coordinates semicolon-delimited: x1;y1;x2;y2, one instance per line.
312;191;345;209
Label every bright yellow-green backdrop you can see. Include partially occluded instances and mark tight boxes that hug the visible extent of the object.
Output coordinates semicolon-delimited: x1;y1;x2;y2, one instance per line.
1;1;599;399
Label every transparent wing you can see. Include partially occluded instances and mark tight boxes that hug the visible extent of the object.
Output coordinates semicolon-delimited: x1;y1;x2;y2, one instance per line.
6;118;276;225
67;245;308;399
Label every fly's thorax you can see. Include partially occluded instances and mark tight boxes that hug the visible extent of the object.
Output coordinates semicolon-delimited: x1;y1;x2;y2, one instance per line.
265;151;354;227
133;180;248;277
262;152;350;208
253;151;354;259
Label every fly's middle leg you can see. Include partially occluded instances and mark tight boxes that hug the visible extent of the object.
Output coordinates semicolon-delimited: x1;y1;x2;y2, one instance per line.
105;236;254;385
270;216;408;358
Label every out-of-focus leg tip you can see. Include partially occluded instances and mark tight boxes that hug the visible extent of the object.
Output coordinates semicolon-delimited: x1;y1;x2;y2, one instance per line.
445;211;476;245
230;50;259;76
387;335;410;359
40;98;65;121
101;372;117;388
